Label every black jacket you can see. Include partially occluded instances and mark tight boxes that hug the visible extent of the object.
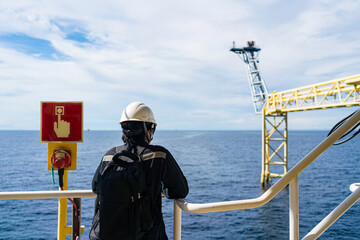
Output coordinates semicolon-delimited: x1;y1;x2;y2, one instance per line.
91;142;189;240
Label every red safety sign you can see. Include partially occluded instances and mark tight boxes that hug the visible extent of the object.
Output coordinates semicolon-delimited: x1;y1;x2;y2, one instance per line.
41;102;83;142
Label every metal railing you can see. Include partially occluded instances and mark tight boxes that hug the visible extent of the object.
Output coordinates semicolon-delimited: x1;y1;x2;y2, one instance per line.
0;190;95;200
0;190;96;240
173;108;360;240
302;184;360;239
1;109;360;239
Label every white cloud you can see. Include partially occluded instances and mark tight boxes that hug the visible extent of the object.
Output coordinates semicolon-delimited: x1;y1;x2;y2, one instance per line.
0;0;360;130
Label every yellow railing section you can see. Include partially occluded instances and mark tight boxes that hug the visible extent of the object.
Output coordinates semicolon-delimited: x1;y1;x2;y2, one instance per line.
261;74;360;183
265;74;360;115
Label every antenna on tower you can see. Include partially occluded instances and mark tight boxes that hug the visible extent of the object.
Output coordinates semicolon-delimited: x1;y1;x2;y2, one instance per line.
230;40;268;114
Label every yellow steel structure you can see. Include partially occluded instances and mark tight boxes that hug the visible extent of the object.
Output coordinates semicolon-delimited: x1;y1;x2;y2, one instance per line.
261;111;288;184
261;74;360;184
266;74;360;115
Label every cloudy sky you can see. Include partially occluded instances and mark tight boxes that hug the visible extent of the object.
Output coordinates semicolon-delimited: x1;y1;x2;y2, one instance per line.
0;0;359;130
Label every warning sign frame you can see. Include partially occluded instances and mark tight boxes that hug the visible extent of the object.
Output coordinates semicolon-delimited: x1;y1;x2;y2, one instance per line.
40;101;83;142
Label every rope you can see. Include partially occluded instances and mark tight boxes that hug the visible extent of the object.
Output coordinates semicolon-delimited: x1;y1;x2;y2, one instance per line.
51;166;55;188
328;109;360;145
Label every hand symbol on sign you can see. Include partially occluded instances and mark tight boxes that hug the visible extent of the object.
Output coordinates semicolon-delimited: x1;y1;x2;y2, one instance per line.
54;106;70;138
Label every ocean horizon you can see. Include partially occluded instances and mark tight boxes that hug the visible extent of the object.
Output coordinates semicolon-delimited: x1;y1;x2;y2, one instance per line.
0;130;359;239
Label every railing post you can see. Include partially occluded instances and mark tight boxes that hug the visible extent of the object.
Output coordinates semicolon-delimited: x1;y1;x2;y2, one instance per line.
290;176;299;240
174;200;182;240
72;198;81;240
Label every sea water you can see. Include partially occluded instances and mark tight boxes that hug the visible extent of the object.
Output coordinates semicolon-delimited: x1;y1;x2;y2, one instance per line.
0;130;359;239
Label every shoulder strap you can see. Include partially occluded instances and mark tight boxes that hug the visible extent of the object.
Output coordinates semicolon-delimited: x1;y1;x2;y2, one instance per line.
99;146;126;175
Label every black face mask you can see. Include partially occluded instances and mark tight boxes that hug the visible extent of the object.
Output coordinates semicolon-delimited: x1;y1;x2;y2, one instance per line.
123;128;143;137
121;121;144;137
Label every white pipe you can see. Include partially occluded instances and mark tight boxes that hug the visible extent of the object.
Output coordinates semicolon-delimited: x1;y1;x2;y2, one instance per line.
176;109;360;213
302;187;360;240
350;183;360;192
289;176;299;240
0;190;96;200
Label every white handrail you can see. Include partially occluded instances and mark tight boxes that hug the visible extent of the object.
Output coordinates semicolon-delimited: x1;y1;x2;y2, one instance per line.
175;108;360;214
0;190;96;200
350;183;360;192
174;108;360;239
302;186;360;240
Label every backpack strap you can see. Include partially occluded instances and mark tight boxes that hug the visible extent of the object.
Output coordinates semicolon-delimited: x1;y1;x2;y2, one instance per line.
115;146;123;153
135;145;147;157
112;150;140;167
109;145;167;165
100;146;124;163
100;146;125;175
109;146;147;169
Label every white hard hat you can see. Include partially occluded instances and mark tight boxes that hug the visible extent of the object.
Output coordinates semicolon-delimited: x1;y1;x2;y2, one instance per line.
120;102;156;124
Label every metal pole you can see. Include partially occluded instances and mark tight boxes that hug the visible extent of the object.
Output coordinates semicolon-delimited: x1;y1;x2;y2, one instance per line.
58;170;68;240
284;113;288;174
72;198;81;240
173;201;182;240
261;109;266;184
302;186;360;240
289;176;299;240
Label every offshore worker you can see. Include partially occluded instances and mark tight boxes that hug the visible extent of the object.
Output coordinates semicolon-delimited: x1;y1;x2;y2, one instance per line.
90;102;189;240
